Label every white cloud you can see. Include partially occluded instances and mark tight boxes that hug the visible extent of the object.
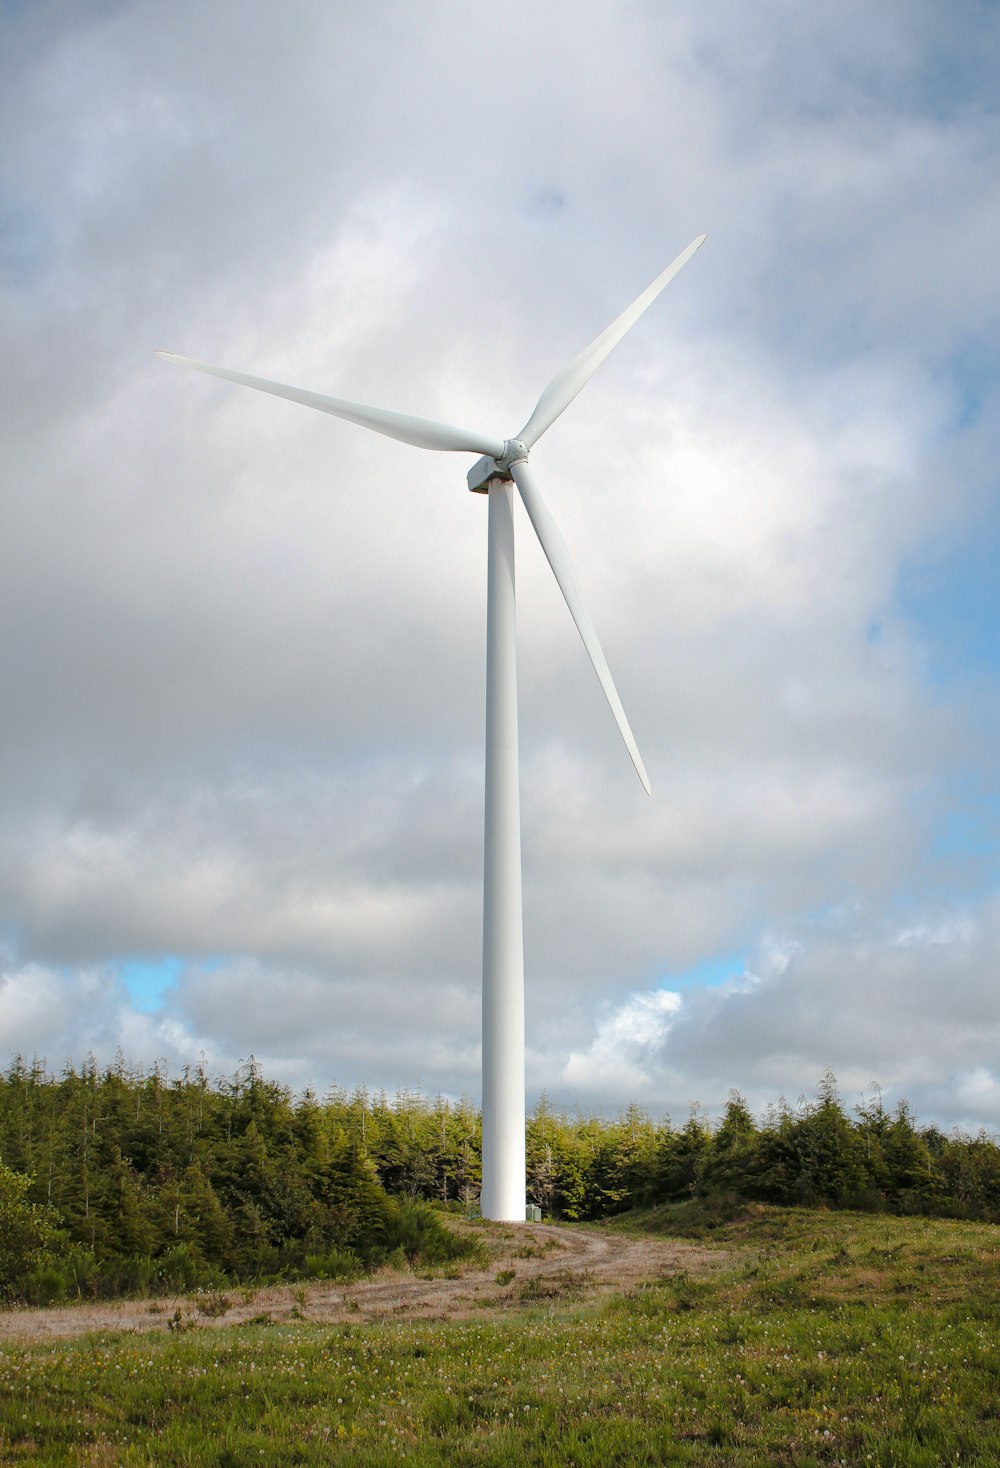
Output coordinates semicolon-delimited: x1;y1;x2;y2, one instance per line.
562;990;683;1096
955;1067;1000;1117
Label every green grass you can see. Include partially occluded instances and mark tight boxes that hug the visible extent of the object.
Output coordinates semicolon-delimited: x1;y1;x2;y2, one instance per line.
1;1205;998;1464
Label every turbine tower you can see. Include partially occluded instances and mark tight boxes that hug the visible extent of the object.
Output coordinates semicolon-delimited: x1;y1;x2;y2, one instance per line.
157;232;706;1221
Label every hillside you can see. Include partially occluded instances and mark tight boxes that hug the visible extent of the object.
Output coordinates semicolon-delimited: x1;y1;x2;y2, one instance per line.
0;1204;997;1463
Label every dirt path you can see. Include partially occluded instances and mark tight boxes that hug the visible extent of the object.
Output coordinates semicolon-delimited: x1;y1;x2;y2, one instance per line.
0;1223;723;1342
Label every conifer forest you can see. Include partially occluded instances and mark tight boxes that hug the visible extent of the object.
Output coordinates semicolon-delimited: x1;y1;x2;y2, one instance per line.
2;1054;999;1306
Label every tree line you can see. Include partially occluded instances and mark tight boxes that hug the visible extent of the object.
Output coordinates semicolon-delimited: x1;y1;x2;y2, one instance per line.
0;1054;471;1305
1;1055;998;1304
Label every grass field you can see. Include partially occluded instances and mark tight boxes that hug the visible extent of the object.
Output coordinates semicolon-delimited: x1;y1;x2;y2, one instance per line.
0;1203;998;1465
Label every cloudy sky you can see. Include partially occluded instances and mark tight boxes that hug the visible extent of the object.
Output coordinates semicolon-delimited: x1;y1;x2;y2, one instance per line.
2;0;999;1131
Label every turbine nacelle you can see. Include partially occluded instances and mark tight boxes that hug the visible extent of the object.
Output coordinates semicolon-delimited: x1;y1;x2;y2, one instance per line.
467;439;530;494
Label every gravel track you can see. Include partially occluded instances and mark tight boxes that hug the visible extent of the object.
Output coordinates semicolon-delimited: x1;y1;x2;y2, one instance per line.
0;1223;723;1341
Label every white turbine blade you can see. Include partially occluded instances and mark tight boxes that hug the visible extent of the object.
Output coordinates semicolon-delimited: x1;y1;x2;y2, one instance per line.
517;234;706;449
155;352;506;458
510;461;650;794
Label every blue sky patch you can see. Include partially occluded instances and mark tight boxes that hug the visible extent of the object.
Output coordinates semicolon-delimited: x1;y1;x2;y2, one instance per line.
897;520;1000;686
656;951;747;993
120;956;185;1013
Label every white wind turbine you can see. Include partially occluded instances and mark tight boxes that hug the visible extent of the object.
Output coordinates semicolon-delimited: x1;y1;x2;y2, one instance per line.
157;232;706;1220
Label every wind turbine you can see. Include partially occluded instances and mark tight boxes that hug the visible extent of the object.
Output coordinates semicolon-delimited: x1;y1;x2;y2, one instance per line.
157;232;706;1221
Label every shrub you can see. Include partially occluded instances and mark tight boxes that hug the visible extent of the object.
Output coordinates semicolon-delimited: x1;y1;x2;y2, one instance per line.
0;1163;64;1303
24;1262;66;1306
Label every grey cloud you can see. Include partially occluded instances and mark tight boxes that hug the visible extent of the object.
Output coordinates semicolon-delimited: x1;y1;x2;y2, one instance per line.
2;0;999;1132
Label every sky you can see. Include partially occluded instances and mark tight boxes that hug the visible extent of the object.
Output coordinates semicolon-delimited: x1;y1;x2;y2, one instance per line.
2;0;999;1132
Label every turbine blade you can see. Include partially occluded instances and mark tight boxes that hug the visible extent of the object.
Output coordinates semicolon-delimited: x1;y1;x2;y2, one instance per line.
154;352;506;458
510;460;650;794
517;234;706;449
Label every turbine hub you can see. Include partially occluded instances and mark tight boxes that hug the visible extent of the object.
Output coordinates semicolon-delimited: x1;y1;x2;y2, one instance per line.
467;439;529;494
498;439;529;470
